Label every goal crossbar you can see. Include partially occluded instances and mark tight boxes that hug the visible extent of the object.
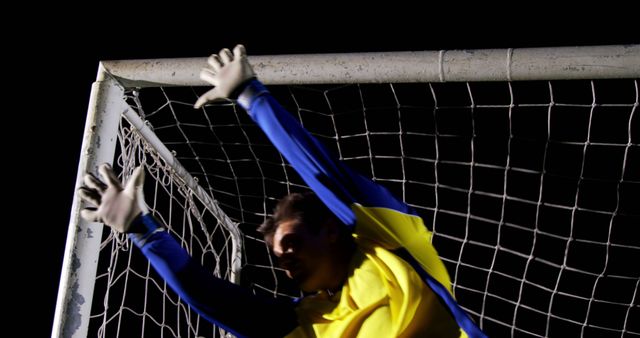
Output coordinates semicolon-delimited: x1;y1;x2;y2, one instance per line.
102;45;640;87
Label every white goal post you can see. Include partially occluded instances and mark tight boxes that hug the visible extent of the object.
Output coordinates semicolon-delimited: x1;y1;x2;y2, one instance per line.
54;45;639;338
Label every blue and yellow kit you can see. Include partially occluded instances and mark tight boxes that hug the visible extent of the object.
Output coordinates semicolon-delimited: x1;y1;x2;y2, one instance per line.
131;80;486;338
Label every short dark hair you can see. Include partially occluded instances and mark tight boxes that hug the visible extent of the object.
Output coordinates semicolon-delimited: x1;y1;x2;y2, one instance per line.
258;192;339;246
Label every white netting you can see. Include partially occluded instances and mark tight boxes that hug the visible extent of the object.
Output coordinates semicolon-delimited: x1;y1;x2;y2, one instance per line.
88;119;239;337
88;79;639;338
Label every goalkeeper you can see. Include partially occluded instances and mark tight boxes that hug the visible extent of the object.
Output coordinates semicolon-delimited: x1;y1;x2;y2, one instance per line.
79;45;486;338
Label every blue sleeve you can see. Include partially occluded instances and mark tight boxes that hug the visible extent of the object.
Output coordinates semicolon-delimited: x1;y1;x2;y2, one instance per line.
238;80;417;227
128;214;298;338
238;81;487;338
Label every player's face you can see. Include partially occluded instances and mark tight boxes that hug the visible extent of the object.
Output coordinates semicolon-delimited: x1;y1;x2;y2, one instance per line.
272;219;336;292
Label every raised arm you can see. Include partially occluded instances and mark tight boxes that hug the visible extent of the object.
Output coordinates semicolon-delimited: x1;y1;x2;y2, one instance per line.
195;46;416;232
78;164;297;337
237;80;416;227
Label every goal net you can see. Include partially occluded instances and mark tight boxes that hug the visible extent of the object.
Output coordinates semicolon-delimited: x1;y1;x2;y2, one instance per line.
55;46;640;338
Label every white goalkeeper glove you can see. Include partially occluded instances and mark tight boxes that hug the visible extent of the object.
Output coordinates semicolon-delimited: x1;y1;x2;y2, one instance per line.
194;44;256;108
78;164;149;233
